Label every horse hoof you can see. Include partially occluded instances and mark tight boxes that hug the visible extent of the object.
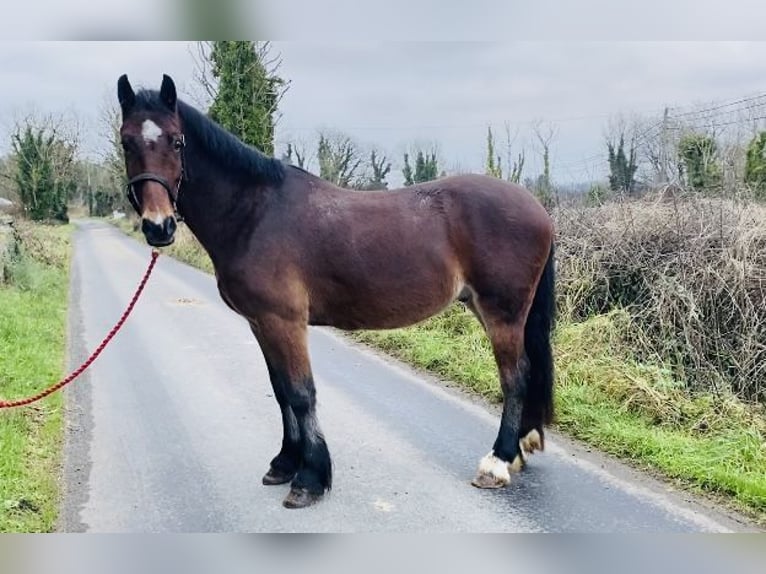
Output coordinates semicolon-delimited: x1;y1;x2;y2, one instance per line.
262;467;297;486
471;451;524;489
471;473;508;489
283;488;323;509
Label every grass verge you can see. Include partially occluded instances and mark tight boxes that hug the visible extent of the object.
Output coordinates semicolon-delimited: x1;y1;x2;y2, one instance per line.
0;221;72;532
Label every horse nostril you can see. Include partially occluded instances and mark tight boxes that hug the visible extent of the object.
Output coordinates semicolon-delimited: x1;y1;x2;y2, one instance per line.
164;217;177;237
141;218;156;236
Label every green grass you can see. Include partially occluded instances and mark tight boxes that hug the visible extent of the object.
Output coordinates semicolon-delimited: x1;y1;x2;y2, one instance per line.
354;307;766;523
0;222;72;532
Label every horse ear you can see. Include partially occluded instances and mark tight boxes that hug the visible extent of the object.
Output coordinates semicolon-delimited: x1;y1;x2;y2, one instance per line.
117;74;135;112
160;74;177;110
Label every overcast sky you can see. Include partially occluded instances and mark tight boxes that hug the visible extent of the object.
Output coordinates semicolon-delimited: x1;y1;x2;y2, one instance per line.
2;41;766;187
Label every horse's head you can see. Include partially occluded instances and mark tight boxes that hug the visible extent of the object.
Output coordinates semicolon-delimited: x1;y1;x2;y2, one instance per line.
117;73;185;247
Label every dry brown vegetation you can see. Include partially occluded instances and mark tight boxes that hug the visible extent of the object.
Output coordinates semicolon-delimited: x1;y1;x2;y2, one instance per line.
555;190;766;404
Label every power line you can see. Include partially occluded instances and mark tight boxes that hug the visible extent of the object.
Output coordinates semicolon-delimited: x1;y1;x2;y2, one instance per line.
668;114;766;131
557;153;605;169
668;101;766;129
668;92;766;120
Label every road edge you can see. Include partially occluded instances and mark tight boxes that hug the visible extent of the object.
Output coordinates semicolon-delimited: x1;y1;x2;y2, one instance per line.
57;226;92;533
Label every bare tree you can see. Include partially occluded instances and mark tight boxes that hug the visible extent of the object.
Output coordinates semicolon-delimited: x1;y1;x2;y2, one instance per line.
95;95;131;214
504;121;525;183
532;119;558;207
282;139;312;171
357;149;391;190
189;41;218;108
317;130;364;187
636;112;671;186
98;96;124;176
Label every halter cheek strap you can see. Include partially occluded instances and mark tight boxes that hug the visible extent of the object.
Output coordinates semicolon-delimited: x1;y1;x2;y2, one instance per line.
125;134;187;222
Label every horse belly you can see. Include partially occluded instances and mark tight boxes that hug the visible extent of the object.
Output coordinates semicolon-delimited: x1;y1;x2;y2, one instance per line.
311;266;464;330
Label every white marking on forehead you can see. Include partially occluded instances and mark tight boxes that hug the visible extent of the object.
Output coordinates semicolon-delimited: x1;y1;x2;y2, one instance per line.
142;119;163;143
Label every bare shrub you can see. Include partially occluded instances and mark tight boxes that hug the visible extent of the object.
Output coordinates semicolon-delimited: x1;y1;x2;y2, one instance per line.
555;191;766;402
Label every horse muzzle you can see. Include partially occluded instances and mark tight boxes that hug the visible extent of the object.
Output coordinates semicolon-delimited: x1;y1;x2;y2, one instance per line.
141;216;177;247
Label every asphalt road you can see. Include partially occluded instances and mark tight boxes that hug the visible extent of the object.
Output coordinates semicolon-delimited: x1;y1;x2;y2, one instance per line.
60;220;756;533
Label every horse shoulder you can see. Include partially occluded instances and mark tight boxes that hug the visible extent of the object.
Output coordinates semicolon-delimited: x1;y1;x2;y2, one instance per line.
213;244;309;321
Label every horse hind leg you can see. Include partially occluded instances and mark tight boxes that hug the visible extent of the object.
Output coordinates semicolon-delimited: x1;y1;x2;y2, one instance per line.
519;428;543;456
471;304;529;489
519;372;546;457
462;292;538;460
518;372;550;457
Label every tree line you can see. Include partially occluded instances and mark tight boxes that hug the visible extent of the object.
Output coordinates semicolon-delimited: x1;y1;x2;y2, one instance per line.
598;104;766;202
4;41;766;223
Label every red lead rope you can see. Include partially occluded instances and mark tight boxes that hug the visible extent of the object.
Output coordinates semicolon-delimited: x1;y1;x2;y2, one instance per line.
0;250;160;410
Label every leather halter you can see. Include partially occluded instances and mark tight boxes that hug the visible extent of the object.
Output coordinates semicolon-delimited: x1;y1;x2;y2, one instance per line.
125;134;187;222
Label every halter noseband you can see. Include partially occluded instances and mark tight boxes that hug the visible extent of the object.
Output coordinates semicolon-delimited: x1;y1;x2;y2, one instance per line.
125;134;187;222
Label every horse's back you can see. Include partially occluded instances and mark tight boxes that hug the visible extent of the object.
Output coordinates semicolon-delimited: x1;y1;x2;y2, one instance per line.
399;174;554;254
427;174;549;220
288;171;553;278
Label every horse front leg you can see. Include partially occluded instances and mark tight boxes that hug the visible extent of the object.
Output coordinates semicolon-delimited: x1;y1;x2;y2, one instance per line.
251;315;332;509
253;324;302;486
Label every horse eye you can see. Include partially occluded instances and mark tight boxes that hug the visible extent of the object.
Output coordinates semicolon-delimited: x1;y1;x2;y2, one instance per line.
173;137;184;151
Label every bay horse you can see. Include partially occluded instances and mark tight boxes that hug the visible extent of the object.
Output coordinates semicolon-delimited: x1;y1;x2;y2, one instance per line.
117;74;556;509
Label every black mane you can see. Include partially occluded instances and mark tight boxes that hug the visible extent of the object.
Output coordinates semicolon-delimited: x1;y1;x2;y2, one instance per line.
132;89;285;186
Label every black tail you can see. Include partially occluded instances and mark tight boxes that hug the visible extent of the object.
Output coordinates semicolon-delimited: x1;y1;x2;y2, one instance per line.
523;243;556;427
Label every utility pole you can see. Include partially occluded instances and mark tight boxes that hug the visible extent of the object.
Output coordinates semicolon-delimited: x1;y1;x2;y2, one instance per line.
659;107;670;186
87;163;93;216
